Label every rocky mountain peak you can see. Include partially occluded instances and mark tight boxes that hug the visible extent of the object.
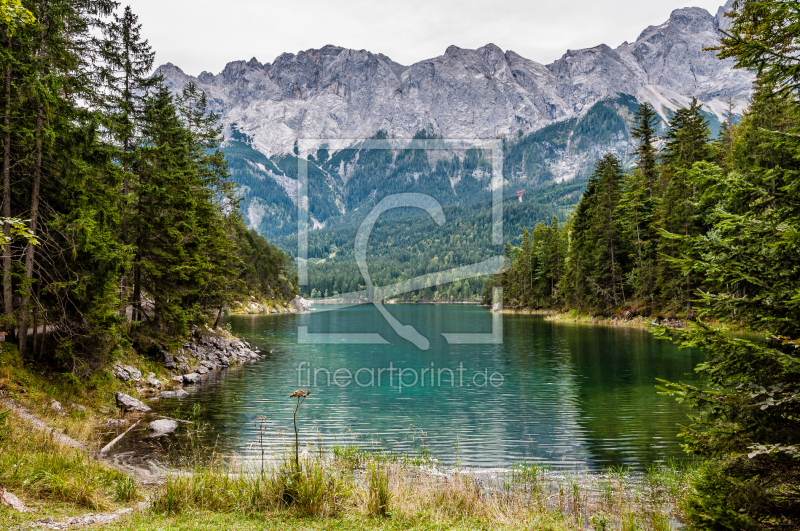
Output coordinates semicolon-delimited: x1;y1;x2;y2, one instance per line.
157;1;752;157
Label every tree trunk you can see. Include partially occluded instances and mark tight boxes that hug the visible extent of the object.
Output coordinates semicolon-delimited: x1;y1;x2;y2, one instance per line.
2;37;13;338
213;306;223;328
31;276;40;355
18;103;43;357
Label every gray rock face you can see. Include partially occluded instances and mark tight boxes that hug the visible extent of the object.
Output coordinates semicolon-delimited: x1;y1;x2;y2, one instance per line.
148;419;178;436
115;392;151;413
291;296;313;312
112;364;142;382
157;4;751;160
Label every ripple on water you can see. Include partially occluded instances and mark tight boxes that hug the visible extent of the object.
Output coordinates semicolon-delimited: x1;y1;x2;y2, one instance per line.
127;305;703;471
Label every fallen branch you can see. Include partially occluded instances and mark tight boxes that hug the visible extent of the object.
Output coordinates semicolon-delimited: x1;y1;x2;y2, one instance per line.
99;419;141;455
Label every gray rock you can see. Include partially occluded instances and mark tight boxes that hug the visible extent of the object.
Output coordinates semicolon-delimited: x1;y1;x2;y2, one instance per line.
70;403;87;412
148;419;178;436
182;373;202;385
195;366;209;375
50;400;62;412
160;390;188;399
105;418;126;427
0;488;29;512
219;356;230;366
145;378;162;390
172;375;184;384
123;365;142;381
291;296;313;312
200;360;217;370
113;364;142;382
115;392;151;413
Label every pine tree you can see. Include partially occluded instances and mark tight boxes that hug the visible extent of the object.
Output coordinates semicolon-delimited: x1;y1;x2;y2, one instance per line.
98;5;157;315
658;88;800;528
655;98;713;314
630;102;660;197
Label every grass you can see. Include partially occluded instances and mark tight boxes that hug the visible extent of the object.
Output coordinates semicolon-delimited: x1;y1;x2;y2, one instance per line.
142;441;697;531
0;342;176;446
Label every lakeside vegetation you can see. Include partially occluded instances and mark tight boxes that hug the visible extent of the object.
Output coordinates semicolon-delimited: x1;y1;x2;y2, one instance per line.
486;3;800;527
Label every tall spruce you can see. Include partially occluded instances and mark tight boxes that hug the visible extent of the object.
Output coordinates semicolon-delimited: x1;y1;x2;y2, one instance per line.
655;98;713;314
98;5;157;315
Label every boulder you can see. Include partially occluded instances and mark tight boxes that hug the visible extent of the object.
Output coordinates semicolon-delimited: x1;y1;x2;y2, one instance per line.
148;419;178;436
105;418;126;427
115;392;151;413
290;295;313;312
145;378;162;390
159;389;189;399
0;487;28;512
113;364;142;382
71;403;87;412
172;375;184;384
182;373;202;385
50;400;62;413
195;366;208;375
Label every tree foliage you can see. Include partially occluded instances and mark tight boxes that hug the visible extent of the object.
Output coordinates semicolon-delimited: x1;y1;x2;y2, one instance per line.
0;1;296;373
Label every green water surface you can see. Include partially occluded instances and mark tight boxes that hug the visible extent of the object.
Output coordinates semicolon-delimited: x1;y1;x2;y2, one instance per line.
151;305;704;471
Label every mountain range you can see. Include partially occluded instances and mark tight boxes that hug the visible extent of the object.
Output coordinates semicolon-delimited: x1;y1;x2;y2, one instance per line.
158;0;751;243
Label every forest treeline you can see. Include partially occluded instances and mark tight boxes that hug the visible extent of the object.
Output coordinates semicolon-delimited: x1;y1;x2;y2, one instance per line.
486;91;785;319
0;0;296;375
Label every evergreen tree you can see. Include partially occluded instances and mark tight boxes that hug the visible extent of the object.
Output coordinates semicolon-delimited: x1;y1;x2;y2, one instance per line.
630;101;659;196
655;98;713;314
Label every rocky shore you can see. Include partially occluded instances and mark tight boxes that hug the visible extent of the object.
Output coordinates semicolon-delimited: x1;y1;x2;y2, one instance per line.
106;325;270;437
230;295;313;315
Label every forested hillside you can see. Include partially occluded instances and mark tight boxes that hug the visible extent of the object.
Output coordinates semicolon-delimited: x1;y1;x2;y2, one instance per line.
273;97;645;302
0;1;296;375
488;89;782;319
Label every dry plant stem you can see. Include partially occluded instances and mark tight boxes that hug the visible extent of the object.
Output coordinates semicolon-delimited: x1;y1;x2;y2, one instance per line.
289;389;310;469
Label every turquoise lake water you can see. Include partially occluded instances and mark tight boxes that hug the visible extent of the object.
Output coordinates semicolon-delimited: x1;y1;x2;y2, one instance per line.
149;305;704;471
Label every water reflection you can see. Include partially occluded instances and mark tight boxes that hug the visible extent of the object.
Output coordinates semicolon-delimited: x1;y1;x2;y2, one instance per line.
141;305;703;471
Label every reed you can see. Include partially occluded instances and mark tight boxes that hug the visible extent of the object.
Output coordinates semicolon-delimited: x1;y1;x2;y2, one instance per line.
147;442;697;531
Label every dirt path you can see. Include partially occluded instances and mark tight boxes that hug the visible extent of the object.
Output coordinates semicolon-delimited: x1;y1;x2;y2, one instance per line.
1;398;85;450
1;399;159;529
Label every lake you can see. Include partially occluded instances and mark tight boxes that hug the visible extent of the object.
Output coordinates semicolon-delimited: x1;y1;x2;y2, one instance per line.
149;304;704;471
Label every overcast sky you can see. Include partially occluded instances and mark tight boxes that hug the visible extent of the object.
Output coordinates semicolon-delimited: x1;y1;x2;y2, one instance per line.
126;0;725;76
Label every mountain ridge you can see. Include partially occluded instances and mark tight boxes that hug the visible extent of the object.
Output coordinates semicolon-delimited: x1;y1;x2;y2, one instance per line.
158;0;749;159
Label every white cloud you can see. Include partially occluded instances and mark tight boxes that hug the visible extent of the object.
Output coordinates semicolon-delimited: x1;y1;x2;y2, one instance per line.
129;0;725;75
